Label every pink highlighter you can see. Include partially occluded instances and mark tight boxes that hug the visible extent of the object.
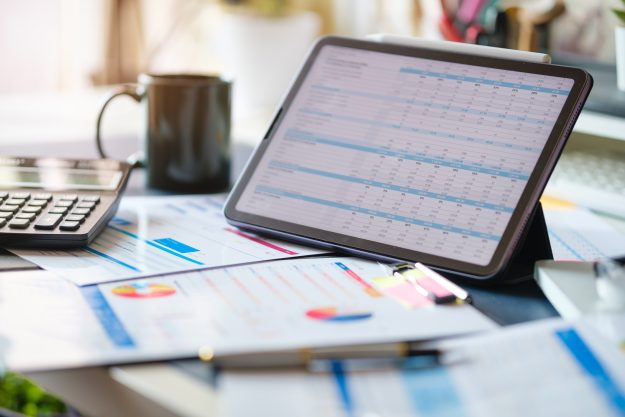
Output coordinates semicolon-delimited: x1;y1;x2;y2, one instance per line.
393;263;472;305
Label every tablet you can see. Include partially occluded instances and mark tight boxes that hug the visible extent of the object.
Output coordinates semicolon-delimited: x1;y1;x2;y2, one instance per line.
225;36;592;280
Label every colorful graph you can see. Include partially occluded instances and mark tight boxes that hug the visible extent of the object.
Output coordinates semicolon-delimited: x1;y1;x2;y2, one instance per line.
306;306;372;322
335;262;382;297
112;282;176;299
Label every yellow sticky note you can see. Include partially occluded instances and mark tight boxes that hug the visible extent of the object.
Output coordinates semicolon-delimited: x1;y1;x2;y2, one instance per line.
540;195;577;210
372;275;405;289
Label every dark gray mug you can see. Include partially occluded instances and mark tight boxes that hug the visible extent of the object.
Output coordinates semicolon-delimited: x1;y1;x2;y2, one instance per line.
96;74;231;193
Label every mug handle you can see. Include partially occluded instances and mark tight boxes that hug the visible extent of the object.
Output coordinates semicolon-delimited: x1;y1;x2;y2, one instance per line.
95;84;144;168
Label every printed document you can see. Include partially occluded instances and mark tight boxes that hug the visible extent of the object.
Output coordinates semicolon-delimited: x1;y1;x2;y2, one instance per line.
0;257;495;372
12;195;326;285
219;316;625;417
542;196;625;261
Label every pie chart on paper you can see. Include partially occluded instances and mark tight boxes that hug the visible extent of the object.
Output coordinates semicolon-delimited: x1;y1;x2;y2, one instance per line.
112;282;176;299
305;306;373;322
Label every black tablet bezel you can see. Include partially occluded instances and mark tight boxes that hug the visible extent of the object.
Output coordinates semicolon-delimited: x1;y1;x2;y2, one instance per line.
224;36;592;280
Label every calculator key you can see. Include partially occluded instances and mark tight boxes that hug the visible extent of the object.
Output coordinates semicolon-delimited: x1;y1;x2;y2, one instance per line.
9;218;31;229
54;200;74;208
0;192;8;199
33;193;52;201
48;207;68;215
0;212;13;219
81;195;100;204
34;213;64;230
59;194;78;202
21;206;42;214
0;205;19;212
5;198;26;206
71;208;91;216
10;192;30;200
15;213;36;221
65;214;85;223
28;200;48;207
0;218;6;228
59;221;80;231
76;202;96;210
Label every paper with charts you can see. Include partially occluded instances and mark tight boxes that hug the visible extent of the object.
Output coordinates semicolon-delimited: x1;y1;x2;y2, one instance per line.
12;195;327;285
0;256;495;372
219;317;625;417
541;196;625;262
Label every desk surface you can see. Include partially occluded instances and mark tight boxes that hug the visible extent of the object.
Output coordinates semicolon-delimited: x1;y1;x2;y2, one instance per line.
0;93;560;417
1;137;557;417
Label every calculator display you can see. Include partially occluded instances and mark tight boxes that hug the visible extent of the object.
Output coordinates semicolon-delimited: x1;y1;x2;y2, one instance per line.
0;167;122;190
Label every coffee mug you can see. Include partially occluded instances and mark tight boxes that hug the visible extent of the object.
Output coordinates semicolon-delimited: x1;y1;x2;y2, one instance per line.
96;74;232;193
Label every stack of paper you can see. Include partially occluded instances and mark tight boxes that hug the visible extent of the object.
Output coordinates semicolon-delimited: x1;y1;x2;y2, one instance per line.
11;195;327;285
0;256;495;372
0;196;496;372
4;194;623;416
218;316;625;417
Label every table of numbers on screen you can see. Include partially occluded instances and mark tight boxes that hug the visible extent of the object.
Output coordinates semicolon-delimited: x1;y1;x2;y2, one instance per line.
238;45;573;265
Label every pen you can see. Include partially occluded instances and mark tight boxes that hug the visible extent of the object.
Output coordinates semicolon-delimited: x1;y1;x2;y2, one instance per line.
198;342;442;371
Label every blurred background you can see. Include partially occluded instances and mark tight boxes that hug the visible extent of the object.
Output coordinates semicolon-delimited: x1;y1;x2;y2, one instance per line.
0;0;619;115
0;0;622;147
2;0;621;90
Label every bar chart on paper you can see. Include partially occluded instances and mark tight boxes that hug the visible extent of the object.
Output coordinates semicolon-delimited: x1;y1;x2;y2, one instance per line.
12;195;328;285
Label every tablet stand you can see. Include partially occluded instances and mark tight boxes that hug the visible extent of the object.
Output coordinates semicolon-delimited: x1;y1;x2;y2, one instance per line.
371;34;554;283
431;203;552;284
491;203;553;283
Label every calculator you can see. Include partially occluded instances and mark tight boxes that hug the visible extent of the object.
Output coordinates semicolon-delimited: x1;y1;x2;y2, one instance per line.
0;157;132;248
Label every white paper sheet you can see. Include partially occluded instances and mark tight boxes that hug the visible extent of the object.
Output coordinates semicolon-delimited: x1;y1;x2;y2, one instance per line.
542;196;625;261
0;257;495;372
219;316;625;417
12;194;327;285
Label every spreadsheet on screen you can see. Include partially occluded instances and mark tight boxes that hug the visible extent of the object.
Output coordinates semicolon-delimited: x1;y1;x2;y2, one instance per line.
237;45;574;266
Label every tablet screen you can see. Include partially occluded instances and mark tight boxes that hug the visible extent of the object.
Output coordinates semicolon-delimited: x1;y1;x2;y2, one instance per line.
234;44;575;266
